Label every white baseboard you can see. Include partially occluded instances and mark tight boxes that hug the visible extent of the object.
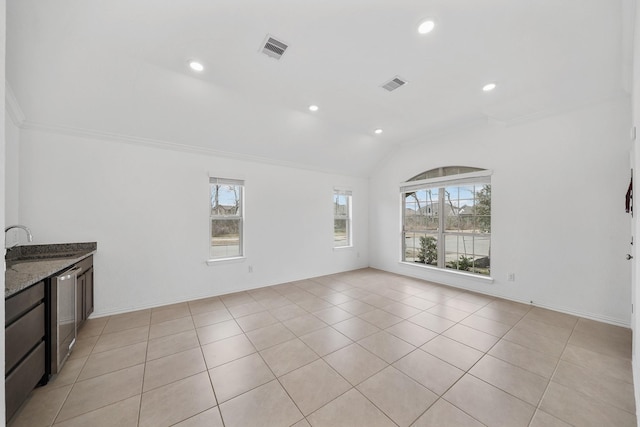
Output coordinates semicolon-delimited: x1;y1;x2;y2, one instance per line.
92;265;630;328
634;358;640;420
383;264;631;328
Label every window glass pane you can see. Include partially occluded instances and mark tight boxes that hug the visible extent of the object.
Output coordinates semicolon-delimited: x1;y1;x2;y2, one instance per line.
210;178;244;260
424;188;439;230
408;168;442;181
443;166;483;176
334;219;348;246
425;169;441;179
211;219;241;258
401;169;490;277
409;166;484;181
334;194;348;217
444;234;471;271
473;216;490;233
444;187;460;231
473;235;491;275
444;234;490;275
334;191;352;247
445;215;459;232
407;233;437;265
211;184;241;216
405;189;439;232
403;232;419;262
475;185;491;232
444;185;482;232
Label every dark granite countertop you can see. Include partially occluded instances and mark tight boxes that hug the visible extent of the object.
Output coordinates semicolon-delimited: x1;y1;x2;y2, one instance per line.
5;242;97;298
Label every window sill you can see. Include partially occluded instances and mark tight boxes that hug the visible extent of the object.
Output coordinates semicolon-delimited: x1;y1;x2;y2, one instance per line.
333;246;354;251
398;261;494;284
206;256;246;266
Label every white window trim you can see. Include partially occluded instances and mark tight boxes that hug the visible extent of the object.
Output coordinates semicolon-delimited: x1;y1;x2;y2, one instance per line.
399;261;494;283
333;188;353;248
206;256;246;266
400;169;492;279
400;170;493;193
208;176;245;262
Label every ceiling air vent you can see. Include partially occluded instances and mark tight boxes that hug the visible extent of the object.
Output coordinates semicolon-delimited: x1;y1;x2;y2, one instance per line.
381;76;408;92
261;35;288;60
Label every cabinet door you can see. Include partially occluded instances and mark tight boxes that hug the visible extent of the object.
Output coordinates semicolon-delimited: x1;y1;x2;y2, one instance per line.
5;281;44;325
84;267;94;319
5;341;46;420
76;273;86;329
5;303;45;374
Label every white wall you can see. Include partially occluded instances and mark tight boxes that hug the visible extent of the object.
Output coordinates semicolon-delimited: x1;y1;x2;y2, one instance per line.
1;0;8;422
18;129;369;316
370;98;633;326
631;0;640;415
5;111;19;238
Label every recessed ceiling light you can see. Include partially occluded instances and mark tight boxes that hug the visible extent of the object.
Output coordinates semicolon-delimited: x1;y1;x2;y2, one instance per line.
309;105;319;112
188;60;204;72
418;20;435;34
374;128;383;135
482;83;497;92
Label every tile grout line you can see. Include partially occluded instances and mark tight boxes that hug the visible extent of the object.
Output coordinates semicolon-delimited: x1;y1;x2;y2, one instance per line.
349;280;496;426
135;311;152;427
10;270;636;427
525;310;579;426
190;302;227;427
254;342;309;426
253;294;398;426
48;319;105;426
46;316;139;426
51;317;109;426
404;303;534;427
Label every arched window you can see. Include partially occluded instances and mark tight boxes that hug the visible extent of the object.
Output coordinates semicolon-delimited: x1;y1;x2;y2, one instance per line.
401;167;491;276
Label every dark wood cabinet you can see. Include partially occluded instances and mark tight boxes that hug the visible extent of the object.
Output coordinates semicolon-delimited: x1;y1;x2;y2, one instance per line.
5;254;95;422
75;256;94;329
5;281;46;420
85;266;94;319
76;273;85;329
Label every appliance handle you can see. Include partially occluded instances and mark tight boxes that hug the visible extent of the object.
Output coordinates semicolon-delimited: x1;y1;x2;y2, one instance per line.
58;266;83;281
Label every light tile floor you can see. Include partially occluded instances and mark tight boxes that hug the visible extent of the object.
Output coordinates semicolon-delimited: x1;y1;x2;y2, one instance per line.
8;268;637;427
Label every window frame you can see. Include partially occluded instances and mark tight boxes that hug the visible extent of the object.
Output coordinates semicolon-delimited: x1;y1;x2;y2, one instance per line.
209;177;245;262
333;188;353;248
400;169;492;277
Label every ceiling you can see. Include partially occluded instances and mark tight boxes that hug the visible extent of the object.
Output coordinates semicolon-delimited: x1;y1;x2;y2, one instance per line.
6;0;634;177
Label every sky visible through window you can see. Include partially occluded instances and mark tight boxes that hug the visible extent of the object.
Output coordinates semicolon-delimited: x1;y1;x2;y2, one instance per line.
211;185;240;210
407;187;477;209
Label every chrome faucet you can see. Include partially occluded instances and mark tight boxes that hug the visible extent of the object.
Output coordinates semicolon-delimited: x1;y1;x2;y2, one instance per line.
5;225;33;249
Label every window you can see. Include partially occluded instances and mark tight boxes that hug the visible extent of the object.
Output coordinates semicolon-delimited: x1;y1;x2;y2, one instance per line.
401;167;491;276
333;189;352;247
210;177;244;260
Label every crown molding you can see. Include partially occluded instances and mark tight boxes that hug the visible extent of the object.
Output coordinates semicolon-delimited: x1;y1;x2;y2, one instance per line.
19;120;361;178
5;82;26;127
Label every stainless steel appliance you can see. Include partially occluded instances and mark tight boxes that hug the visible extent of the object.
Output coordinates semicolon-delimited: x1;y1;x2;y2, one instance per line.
50;266;80;374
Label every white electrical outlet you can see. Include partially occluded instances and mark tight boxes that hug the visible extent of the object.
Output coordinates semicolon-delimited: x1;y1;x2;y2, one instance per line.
508;273;515;282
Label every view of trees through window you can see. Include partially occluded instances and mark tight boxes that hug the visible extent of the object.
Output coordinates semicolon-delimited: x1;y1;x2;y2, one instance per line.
334;190;352;247
210;181;243;259
402;168;491;276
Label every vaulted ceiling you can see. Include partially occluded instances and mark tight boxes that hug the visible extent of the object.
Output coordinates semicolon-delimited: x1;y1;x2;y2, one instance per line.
6;0;634;176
